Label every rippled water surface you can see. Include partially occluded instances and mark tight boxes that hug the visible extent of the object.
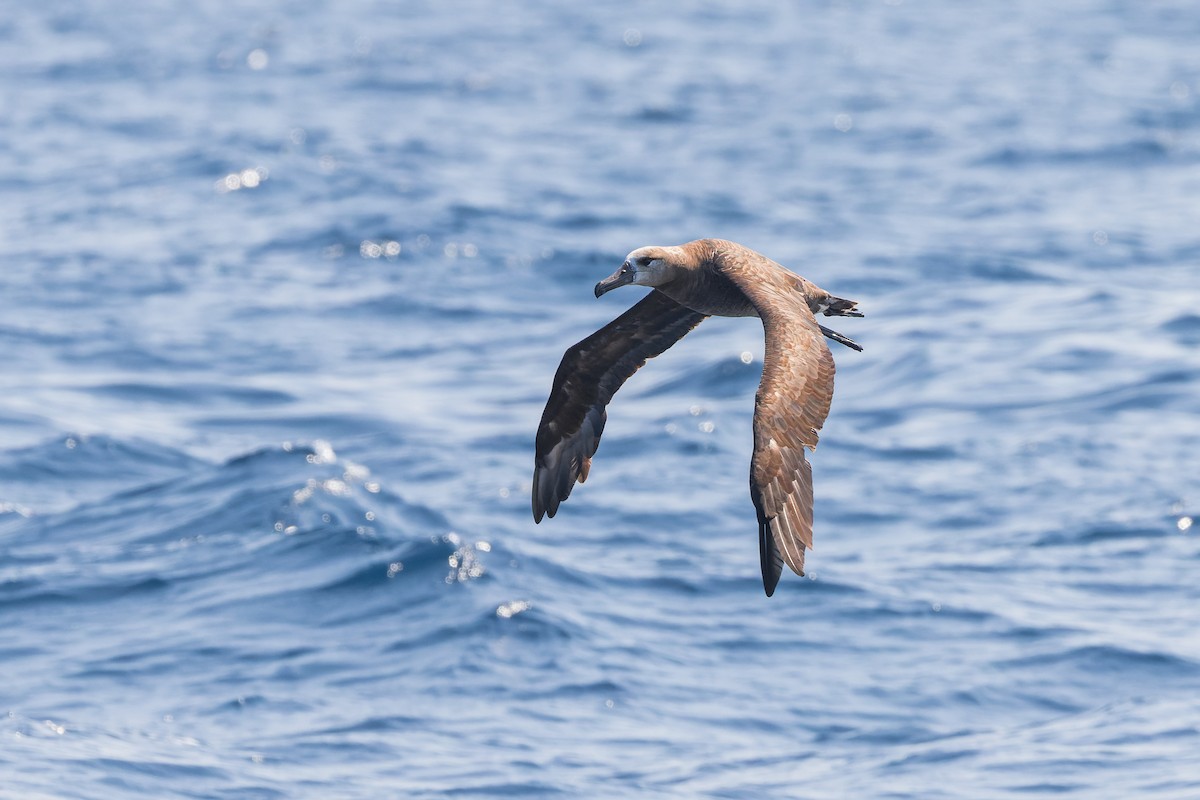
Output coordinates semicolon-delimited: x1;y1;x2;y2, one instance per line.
3;2;1200;797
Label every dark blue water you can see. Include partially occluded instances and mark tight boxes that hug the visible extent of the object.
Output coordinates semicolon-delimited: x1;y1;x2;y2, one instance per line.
3;1;1200;796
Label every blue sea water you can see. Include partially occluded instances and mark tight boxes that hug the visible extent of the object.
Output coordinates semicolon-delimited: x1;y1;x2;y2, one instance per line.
3;1;1200;797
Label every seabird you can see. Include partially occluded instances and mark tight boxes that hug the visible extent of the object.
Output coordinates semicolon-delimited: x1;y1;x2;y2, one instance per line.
532;239;862;596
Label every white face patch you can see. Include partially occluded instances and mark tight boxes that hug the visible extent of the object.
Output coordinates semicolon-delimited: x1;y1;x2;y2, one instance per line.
623;245;687;287
632;259;664;286
621;250;667;287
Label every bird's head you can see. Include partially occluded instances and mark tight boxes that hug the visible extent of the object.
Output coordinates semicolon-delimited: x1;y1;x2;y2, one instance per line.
594;246;684;297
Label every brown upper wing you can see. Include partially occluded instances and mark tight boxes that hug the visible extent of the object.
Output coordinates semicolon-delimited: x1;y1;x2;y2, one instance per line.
533;291;707;522
718;256;836;596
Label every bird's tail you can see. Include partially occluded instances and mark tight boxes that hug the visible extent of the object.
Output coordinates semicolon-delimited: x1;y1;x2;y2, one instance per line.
823;295;863;318
818;294;863;351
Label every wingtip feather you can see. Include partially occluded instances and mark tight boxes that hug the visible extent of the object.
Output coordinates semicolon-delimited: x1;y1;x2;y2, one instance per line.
758;516;784;597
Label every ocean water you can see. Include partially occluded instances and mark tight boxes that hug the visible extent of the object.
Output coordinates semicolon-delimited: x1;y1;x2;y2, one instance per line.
3;1;1200;797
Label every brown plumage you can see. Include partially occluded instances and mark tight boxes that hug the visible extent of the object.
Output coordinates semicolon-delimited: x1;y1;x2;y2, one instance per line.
532;239;862;596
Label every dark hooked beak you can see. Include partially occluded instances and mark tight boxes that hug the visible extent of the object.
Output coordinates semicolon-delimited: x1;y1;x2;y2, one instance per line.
594;262;634;298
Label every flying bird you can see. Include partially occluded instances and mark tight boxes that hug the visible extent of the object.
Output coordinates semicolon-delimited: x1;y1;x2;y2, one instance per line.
532;239;862;596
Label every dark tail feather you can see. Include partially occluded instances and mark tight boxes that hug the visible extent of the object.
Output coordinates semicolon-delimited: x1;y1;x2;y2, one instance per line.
824;295;863;318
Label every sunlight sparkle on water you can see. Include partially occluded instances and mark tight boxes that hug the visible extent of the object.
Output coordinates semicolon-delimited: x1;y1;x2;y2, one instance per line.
308;440;337;464
360;240;401;259
445;533;486;582
321;478;350;497
215;167;268;194
496;600;531;618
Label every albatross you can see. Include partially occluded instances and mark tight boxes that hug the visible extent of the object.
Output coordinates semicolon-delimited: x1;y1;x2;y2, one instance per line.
532;239;862;596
